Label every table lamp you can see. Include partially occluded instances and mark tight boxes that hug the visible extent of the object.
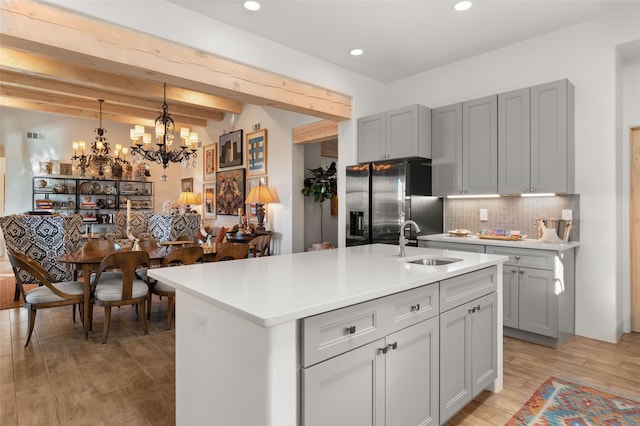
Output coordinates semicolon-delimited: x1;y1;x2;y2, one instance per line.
177;191;198;213
245;183;275;232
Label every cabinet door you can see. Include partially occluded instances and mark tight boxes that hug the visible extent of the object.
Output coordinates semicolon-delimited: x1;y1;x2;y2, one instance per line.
470;292;497;397
386;317;439;426
518;267;558;337
463;95;498;194
502;267;519;328
386;105;430;160
439;301;471;423
498;88;531;194
432;103;463;196
357;112;386;163
302;339;385;426
530;79;574;193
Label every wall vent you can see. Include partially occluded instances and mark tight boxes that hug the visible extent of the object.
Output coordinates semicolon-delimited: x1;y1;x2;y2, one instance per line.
26;131;46;141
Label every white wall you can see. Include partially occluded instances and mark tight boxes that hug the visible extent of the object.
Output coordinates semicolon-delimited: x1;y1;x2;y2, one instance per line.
619;45;640;333
386;6;640;343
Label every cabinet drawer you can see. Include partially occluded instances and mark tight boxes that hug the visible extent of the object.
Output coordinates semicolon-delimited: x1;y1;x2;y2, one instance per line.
486;246;555;270
386;283;439;331
301;298;386;367
440;266;497;313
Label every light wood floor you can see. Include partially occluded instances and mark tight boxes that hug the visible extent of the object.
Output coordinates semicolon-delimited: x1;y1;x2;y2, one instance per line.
1;302;639;426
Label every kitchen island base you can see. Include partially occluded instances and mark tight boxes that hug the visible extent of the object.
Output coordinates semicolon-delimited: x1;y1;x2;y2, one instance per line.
149;244;508;425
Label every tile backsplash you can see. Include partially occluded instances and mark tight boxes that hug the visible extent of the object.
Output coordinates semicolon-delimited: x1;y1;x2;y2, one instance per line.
444;195;580;241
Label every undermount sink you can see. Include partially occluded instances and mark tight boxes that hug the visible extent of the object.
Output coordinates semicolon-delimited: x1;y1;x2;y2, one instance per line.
404;256;463;266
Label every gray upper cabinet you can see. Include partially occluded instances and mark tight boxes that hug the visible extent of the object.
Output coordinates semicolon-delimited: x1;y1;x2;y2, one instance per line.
463;95;498;194
357;104;431;163
499;79;575;194
498;88;531;194
432;103;463;196
530;79;575;194
432;96;497;196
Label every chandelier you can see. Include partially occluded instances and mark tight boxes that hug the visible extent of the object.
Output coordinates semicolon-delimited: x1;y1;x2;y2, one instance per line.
71;99;127;178
129;83;198;181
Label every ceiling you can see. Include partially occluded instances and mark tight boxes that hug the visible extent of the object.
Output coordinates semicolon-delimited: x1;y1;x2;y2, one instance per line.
1;0;637;128
170;0;638;83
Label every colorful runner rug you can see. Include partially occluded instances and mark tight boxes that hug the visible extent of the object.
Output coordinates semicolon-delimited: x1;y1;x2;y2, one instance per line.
507;376;640;425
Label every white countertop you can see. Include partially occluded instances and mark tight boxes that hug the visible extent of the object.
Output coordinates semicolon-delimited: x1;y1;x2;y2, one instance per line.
418;233;580;251
147;244;507;327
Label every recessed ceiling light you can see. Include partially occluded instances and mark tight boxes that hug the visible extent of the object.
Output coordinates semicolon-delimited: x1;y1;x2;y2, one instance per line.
454;1;472;11
244;1;261;11
350;48;364;56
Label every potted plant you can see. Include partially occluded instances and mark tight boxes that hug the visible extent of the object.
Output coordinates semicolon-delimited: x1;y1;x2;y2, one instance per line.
301;161;337;250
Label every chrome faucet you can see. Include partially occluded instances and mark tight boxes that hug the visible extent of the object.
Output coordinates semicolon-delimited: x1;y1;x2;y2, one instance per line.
399;220;421;257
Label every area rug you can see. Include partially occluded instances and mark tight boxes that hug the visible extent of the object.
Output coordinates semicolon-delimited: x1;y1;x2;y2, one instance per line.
507;376;640;425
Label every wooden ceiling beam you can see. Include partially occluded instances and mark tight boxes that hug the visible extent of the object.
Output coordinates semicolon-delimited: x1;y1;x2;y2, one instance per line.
293;120;339;144
0;0;352;122
0;47;240;115
0;69;224;121
0;93;206;128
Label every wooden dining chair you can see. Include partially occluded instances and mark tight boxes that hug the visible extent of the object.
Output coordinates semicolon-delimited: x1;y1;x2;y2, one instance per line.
212;244;249;262
150;246;204;329
7;251;84;346
90;251;151;344
248;235;272;257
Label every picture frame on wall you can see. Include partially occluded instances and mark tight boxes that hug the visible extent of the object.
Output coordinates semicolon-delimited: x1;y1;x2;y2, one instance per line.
218;129;243;168
59;163;73;176
181;178;193;193
216;169;246;215
203;144;217;180
246;129;267;177
246;176;267;221
203;182;216;219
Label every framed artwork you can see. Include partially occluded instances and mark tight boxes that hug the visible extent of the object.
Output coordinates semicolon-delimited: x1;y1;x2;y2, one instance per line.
203;182;217;219
218;129;243;168
203;144;217;180
59;163;73;176
216;169;245;215
181;178;193;193
246;176;267;221
246;129;267;177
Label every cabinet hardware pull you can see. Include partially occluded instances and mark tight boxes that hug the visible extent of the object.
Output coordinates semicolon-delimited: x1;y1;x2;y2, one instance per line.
511;269;517;273
345;326;356;335
411;303;421;311
515;255;521;260
468;307;475;314
378;346;389;354
519;270;525;274
390;342;398;350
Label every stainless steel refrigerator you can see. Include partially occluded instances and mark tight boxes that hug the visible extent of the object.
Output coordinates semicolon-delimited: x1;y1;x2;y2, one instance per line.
346;159;443;247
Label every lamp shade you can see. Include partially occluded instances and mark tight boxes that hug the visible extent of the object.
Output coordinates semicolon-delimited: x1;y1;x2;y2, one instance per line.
245;185;275;204
177;191;198;205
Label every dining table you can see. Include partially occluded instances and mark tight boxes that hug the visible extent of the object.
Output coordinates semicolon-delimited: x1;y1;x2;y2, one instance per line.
58;241;234;339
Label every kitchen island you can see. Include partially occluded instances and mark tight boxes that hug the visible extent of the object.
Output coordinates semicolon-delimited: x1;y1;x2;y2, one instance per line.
148;244;507;425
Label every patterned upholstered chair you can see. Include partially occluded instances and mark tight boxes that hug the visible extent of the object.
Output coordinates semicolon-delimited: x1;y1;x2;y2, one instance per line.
147;212;201;242
0;214;83;300
107;211;150;241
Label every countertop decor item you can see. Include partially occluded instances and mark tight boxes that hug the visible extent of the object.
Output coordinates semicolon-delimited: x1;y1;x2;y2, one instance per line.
129;83;198;181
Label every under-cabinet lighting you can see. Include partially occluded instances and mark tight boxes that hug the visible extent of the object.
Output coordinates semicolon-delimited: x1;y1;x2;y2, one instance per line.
521;193;555;197
446;194;500;199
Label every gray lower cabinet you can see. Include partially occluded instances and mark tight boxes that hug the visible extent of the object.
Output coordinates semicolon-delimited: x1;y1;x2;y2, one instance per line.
439;269;498;424
301;316;439;426
487;245;575;347
419;240;486;253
